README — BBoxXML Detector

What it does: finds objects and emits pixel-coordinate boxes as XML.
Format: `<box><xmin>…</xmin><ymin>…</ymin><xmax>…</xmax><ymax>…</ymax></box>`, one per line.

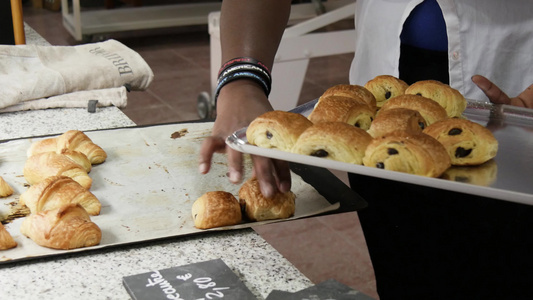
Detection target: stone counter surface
<box><xmin>0</xmin><ymin>25</ymin><xmax>313</xmax><ymax>300</ymax></box>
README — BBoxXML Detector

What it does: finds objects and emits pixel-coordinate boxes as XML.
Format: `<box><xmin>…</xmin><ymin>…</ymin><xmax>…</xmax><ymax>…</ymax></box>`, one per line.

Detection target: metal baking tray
<box><xmin>226</xmin><ymin>99</ymin><xmax>533</xmax><ymax>206</ymax></box>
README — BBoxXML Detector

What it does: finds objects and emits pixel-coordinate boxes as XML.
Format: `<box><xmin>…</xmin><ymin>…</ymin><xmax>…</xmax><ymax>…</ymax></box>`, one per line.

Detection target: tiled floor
<box><xmin>22</xmin><ymin>3</ymin><xmax>377</xmax><ymax>299</ymax></box>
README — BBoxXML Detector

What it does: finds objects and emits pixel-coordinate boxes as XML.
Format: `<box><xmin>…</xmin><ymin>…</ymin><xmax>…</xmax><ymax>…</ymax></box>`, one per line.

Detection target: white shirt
<box><xmin>349</xmin><ymin>0</ymin><xmax>533</xmax><ymax>102</ymax></box>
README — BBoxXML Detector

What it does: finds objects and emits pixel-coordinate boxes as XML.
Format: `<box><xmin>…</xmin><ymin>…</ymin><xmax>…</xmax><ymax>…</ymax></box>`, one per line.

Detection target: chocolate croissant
<box><xmin>379</xmin><ymin>94</ymin><xmax>448</xmax><ymax>125</ymax></box>
<box><xmin>246</xmin><ymin>110</ymin><xmax>313</xmax><ymax>152</ymax></box>
<box><xmin>24</xmin><ymin>152</ymin><xmax>92</xmax><ymax>189</ymax></box>
<box><xmin>308</xmin><ymin>96</ymin><xmax>375</xmax><ymax>130</ymax></box>
<box><xmin>292</xmin><ymin>122</ymin><xmax>372</xmax><ymax>165</ymax></box>
<box><xmin>423</xmin><ymin>118</ymin><xmax>498</xmax><ymax>165</ymax></box>
<box><xmin>364</xmin><ymin>75</ymin><xmax>409</xmax><ymax>108</ymax></box>
<box><xmin>20</xmin><ymin>176</ymin><xmax>101</xmax><ymax>216</ymax></box>
<box><xmin>0</xmin><ymin>223</ymin><xmax>17</xmax><ymax>250</ymax></box>
<box><xmin>366</xmin><ymin>108</ymin><xmax>427</xmax><ymax>138</ymax></box>
<box><xmin>320</xmin><ymin>84</ymin><xmax>377</xmax><ymax>112</ymax></box>
<box><xmin>20</xmin><ymin>203</ymin><xmax>101</xmax><ymax>250</ymax></box>
<box><xmin>191</xmin><ymin>191</ymin><xmax>242</xmax><ymax>229</ymax></box>
<box><xmin>238</xmin><ymin>177</ymin><xmax>295</xmax><ymax>222</ymax></box>
<box><xmin>28</xmin><ymin>130</ymin><xmax>107</xmax><ymax>165</ymax></box>
<box><xmin>363</xmin><ymin>131</ymin><xmax>451</xmax><ymax>177</ymax></box>
<box><xmin>405</xmin><ymin>80</ymin><xmax>467</xmax><ymax>118</ymax></box>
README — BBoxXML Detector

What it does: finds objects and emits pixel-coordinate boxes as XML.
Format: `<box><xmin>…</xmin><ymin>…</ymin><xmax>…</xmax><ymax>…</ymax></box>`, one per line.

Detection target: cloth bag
<box><xmin>0</xmin><ymin>39</ymin><xmax>154</xmax><ymax>111</ymax></box>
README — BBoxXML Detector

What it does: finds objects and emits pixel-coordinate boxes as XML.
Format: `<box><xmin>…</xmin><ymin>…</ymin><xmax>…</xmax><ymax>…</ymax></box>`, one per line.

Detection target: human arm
<box><xmin>472</xmin><ymin>75</ymin><xmax>533</xmax><ymax>108</ymax></box>
<box><xmin>198</xmin><ymin>0</ymin><xmax>293</xmax><ymax>198</ymax></box>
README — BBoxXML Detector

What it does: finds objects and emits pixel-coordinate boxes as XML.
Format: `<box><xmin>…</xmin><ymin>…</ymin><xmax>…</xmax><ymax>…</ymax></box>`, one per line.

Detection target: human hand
<box><xmin>472</xmin><ymin>75</ymin><xmax>533</xmax><ymax>108</ymax></box>
<box><xmin>198</xmin><ymin>80</ymin><xmax>291</xmax><ymax>198</ymax></box>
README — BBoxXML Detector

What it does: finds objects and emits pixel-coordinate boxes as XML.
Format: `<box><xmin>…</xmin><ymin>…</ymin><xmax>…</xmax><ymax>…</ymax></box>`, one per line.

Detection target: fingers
<box><xmin>252</xmin><ymin>155</ymin><xmax>291</xmax><ymax>198</ymax></box>
<box><xmin>226</xmin><ymin>147</ymin><xmax>244</xmax><ymax>184</ymax></box>
<box><xmin>513</xmin><ymin>83</ymin><xmax>533</xmax><ymax>108</ymax></box>
<box><xmin>198</xmin><ymin>136</ymin><xmax>226</xmax><ymax>174</ymax></box>
<box><xmin>471</xmin><ymin>75</ymin><xmax>511</xmax><ymax>105</ymax></box>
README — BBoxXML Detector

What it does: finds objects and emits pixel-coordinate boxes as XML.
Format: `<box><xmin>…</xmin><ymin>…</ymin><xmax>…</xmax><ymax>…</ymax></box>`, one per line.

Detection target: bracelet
<box><xmin>219</xmin><ymin>63</ymin><xmax>271</xmax><ymax>83</ymax></box>
<box><xmin>218</xmin><ymin>57</ymin><xmax>271</xmax><ymax>77</ymax></box>
<box><xmin>214</xmin><ymin>71</ymin><xmax>270</xmax><ymax>105</ymax></box>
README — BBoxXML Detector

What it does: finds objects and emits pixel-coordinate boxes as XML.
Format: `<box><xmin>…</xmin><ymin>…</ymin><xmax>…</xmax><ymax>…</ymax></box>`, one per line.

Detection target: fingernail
<box><xmin>260</xmin><ymin>181</ymin><xmax>275</xmax><ymax>199</ymax></box>
<box><xmin>229</xmin><ymin>169</ymin><xmax>241</xmax><ymax>183</ymax></box>
<box><xmin>279</xmin><ymin>181</ymin><xmax>291</xmax><ymax>194</ymax></box>
<box><xmin>198</xmin><ymin>163</ymin><xmax>208</xmax><ymax>174</ymax></box>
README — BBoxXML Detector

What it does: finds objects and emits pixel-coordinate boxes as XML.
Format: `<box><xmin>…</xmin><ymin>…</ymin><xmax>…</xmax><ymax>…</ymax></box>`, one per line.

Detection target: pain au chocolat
<box><xmin>405</xmin><ymin>80</ymin><xmax>467</xmax><ymax>118</ymax></box>
<box><xmin>423</xmin><ymin>118</ymin><xmax>498</xmax><ymax>166</ymax></box>
<box><xmin>191</xmin><ymin>191</ymin><xmax>242</xmax><ymax>229</ymax></box>
<box><xmin>292</xmin><ymin>122</ymin><xmax>372</xmax><ymax>165</ymax></box>
<box><xmin>364</xmin><ymin>75</ymin><xmax>409</xmax><ymax>108</ymax></box>
<box><xmin>238</xmin><ymin>177</ymin><xmax>295</xmax><ymax>222</ymax></box>
<box><xmin>308</xmin><ymin>96</ymin><xmax>375</xmax><ymax>130</ymax></box>
<box><xmin>366</xmin><ymin>108</ymin><xmax>427</xmax><ymax>138</ymax></box>
<box><xmin>319</xmin><ymin>84</ymin><xmax>377</xmax><ymax>112</ymax></box>
<box><xmin>246</xmin><ymin>110</ymin><xmax>313</xmax><ymax>152</ymax></box>
<box><xmin>363</xmin><ymin>130</ymin><xmax>451</xmax><ymax>177</ymax></box>
<box><xmin>379</xmin><ymin>94</ymin><xmax>448</xmax><ymax>125</ymax></box>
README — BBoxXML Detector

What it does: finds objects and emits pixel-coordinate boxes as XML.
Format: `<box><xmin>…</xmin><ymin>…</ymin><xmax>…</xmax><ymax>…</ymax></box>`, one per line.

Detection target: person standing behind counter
<box><xmin>199</xmin><ymin>1</ymin><xmax>533</xmax><ymax>299</ymax></box>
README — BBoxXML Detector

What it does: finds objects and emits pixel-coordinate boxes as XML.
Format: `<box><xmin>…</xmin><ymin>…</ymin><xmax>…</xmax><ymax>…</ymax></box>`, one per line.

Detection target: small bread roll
<box><xmin>363</xmin><ymin>131</ymin><xmax>451</xmax><ymax>177</ymax></box>
<box><xmin>367</xmin><ymin>108</ymin><xmax>427</xmax><ymax>138</ymax></box>
<box><xmin>238</xmin><ymin>177</ymin><xmax>295</xmax><ymax>222</ymax></box>
<box><xmin>423</xmin><ymin>118</ymin><xmax>498</xmax><ymax>165</ymax></box>
<box><xmin>405</xmin><ymin>80</ymin><xmax>467</xmax><ymax>118</ymax></box>
<box><xmin>308</xmin><ymin>96</ymin><xmax>375</xmax><ymax>130</ymax></box>
<box><xmin>364</xmin><ymin>75</ymin><xmax>409</xmax><ymax>108</ymax></box>
<box><xmin>0</xmin><ymin>223</ymin><xmax>17</xmax><ymax>250</ymax></box>
<box><xmin>20</xmin><ymin>203</ymin><xmax>102</xmax><ymax>250</ymax></box>
<box><xmin>192</xmin><ymin>191</ymin><xmax>242</xmax><ymax>229</ymax></box>
<box><xmin>292</xmin><ymin>122</ymin><xmax>372</xmax><ymax>165</ymax></box>
<box><xmin>246</xmin><ymin>110</ymin><xmax>313</xmax><ymax>152</ymax></box>
<box><xmin>379</xmin><ymin>94</ymin><xmax>448</xmax><ymax>125</ymax></box>
<box><xmin>320</xmin><ymin>84</ymin><xmax>377</xmax><ymax>112</ymax></box>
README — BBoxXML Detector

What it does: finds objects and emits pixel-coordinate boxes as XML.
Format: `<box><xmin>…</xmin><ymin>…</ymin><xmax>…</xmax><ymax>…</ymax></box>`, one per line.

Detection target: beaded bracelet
<box><xmin>215</xmin><ymin>71</ymin><xmax>270</xmax><ymax>104</ymax></box>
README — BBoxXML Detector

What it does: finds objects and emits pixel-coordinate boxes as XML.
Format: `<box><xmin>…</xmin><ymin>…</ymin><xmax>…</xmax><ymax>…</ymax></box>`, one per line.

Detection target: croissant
<box><xmin>364</xmin><ymin>75</ymin><xmax>409</xmax><ymax>108</ymax></box>
<box><xmin>28</xmin><ymin>130</ymin><xmax>107</xmax><ymax>165</ymax></box>
<box><xmin>0</xmin><ymin>223</ymin><xmax>17</xmax><ymax>250</ymax></box>
<box><xmin>24</xmin><ymin>152</ymin><xmax>92</xmax><ymax>189</ymax></box>
<box><xmin>405</xmin><ymin>80</ymin><xmax>467</xmax><ymax>118</ymax></box>
<box><xmin>379</xmin><ymin>94</ymin><xmax>448</xmax><ymax>125</ymax></box>
<box><xmin>319</xmin><ymin>84</ymin><xmax>377</xmax><ymax>112</ymax></box>
<box><xmin>238</xmin><ymin>177</ymin><xmax>295</xmax><ymax>222</ymax></box>
<box><xmin>20</xmin><ymin>203</ymin><xmax>102</xmax><ymax>250</ymax></box>
<box><xmin>308</xmin><ymin>96</ymin><xmax>375</xmax><ymax>130</ymax></box>
<box><xmin>59</xmin><ymin>149</ymin><xmax>91</xmax><ymax>173</ymax></box>
<box><xmin>0</xmin><ymin>176</ymin><xmax>14</xmax><ymax>198</ymax></box>
<box><xmin>20</xmin><ymin>176</ymin><xmax>101</xmax><ymax>216</ymax></box>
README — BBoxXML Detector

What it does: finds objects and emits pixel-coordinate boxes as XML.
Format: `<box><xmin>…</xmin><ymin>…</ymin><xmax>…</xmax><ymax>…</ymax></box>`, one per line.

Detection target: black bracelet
<box><xmin>214</xmin><ymin>71</ymin><xmax>270</xmax><ymax>105</ymax></box>
<box><xmin>219</xmin><ymin>63</ymin><xmax>271</xmax><ymax>83</ymax></box>
<box><xmin>218</xmin><ymin>57</ymin><xmax>271</xmax><ymax>77</ymax></box>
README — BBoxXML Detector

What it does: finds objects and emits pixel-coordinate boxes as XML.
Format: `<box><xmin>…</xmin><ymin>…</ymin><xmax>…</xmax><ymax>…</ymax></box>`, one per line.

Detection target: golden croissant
<box><xmin>20</xmin><ymin>176</ymin><xmax>101</xmax><ymax>216</ymax></box>
<box><xmin>0</xmin><ymin>176</ymin><xmax>14</xmax><ymax>198</ymax></box>
<box><xmin>20</xmin><ymin>203</ymin><xmax>102</xmax><ymax>250</ymax></box>
<box><xmin>0</xmin><ymin>223</ymin><xmax>17</xmax><ymax>250</ymax></box>
<box><xmin>24</xmin><ymin>152</ymin><xmax>92</xmax><ymax>189</ymax></box>
<box><xmin>28</xmin><ymin>130</ymin><xmax>107</xmax><ymax>165</ymax></box>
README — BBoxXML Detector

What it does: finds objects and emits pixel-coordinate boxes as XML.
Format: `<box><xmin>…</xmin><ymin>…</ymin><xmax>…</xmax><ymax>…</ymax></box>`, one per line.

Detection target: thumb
<box><xmin>471</xmin><ymin>75</ymin><xmax>510</xmax><ymax>105</ymax></box>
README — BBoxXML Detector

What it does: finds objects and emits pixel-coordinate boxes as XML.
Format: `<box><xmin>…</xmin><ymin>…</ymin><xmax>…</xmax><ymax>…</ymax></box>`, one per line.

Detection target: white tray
<box><xmin>226</xmin><ymin>99</ymin><xmax>533</xmax><ymax>206</ymax></box>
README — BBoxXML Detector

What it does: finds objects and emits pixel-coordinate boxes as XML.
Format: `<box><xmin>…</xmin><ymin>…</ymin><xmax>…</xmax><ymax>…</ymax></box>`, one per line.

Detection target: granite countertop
<box><xmin>0</xmin><ymin>26</ymin><xmax>313</xmax><ymax>300</ymax></box>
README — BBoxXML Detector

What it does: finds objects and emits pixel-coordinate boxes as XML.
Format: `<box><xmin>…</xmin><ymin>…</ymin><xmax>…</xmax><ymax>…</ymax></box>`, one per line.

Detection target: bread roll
<box><xmin>20</xmin><ymin>203</ymin><xmax>102</xmax><ymax>250</ymax></box>
<box><xmin>0</xmin><ymin>223</ymin><xmax>17</xmax><ymax>250</ymax></box>
<box><xmin>379</xmin><ymin>94</ymin><xmax>448</xmax><ymax>125</ymax></box>
<box><xmin>364</xmin><ymin>75</ymin><xmax>409</xmax><ymax>108</ymax></box>
<box><xmin>24</xmin><ymin>152</ymin><xmax>92</xmax><ymax>189</ymax></box>
<box><xmin>320</xmin><ymin>84</ymin><xmax>377</xmax><ymax>112</ymax></box>
<box><xmin>20</xmin><ymin>176</ymin><xmax>101</xmax><ymax>216</ymax></box>
<box><xmin>28</xmin><ymin>130</ymin><xmax>107</xmax><ymax>165</ymax></box>
<box><xmin>363</xmin><ymin>131</ymin><xmax>451</xmax><ymax>177</ymax></box>
<box><xmin>292</xmin><ymin>122</ymin><xmax>372</xmax><ymax>165</ymax></box>
<box><xmin>246</xmin><ymin>110</ymin><xmax>313</xmax><ymax>152</ymax></box>
<box><xmin>367</xmin><ymin>108</ymin><xmax>427</xmax><ymax>138</ymax></box>
<box><xmin>192</xmin><ymin>191</ymin><xmax>242</xmax><ymax>229</ymax></box>
<box><xmin>405</xmin><ymin>80</ymin><xmax>467</xmax><ymax>118</ymax></box>
<box><xmin>423</xmin><ymin>118</ymin><xmax>498</xmax><ymax>165</ymax></box>
<box><xmin>238</xmin><ymin>177</ymin><xmax>295</xmax><ymax>222</ymax></box>
<box><xmin>308</xmin><ymin>96</ymin><xmax>375</xmax><ymax>130</ymax></box>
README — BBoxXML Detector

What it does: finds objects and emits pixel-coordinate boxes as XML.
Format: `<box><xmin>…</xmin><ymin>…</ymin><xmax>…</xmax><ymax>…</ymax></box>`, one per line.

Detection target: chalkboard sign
<box><xmin>123</xmin><ymin>259</ymin><xmax>257</xmax><ymax>300</ymax></box>
<box><xmin>266</xmin><ymin>279</ymin><xmax>375</xmax><ymax>300</ymax></box>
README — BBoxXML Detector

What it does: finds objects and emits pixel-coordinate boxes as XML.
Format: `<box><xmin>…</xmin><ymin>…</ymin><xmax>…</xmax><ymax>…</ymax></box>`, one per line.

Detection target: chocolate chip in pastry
<box><xmin>364</xmin><ymin>75</ymin><xmax>409</xmax><ymax>108</ymax></box>
<box><xmin>423</xmin><ymin>118</ymin><xmax>498</xmax><ymax>165</ymax></box>
<box><xmin>20</xmin><ymin>176</ymin><xmax>101</xmax><ymax>216</ymax></box>
<box><xmin>405</xmin><ymin>80</ymin><xmax>467</xmax><ymax>118</ymax></box>
<box><xmin>320</xmin><ymin>84</ymin><xmax>377</xmax><ymax>112</ymax></box>
<box><xmin>379</xmin><ymin>94</ymin><xmax>448</xmax><ymax>125</ymax></box>
<box><xmin>308</xmin><ymin>96</ymin><xmax>375</xmax><ymax>130</ymax></box>
<box><xmin>238</xmin><ymin>177</ymin><xmax>295</xmax><ymax>222</ymax></box>
<box><xmin>0</xmin><ymin>223</ymin><xmax>17</xmax><ymax>250</ymax></box>
<box><xmin>20</xmin><ymin>203</ymin><xmax>102</xmax><ymax>250</ymax></box>
<box><xmin>246</xmin><ymin>110</ymin><xmax>313</xmax><ymax>152</ymax></box>
<box><xmin>192</xmin><ymin>191</ymin><xmax>242</xmax><ymax>229</ymax></box>
<box><xmin>363</xmin><ymin>130</ymin><xmax>451</xmax><ymax>177</ymax></box>
<box><xmin>292</xmin><ymin>122</ymin><xmax>372</xmax><ymax>165</ymax></box>
<box><xmin>367</xmin><ymin>108</ymin><xmax>427</xmax><ymax>138</ymax></box>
